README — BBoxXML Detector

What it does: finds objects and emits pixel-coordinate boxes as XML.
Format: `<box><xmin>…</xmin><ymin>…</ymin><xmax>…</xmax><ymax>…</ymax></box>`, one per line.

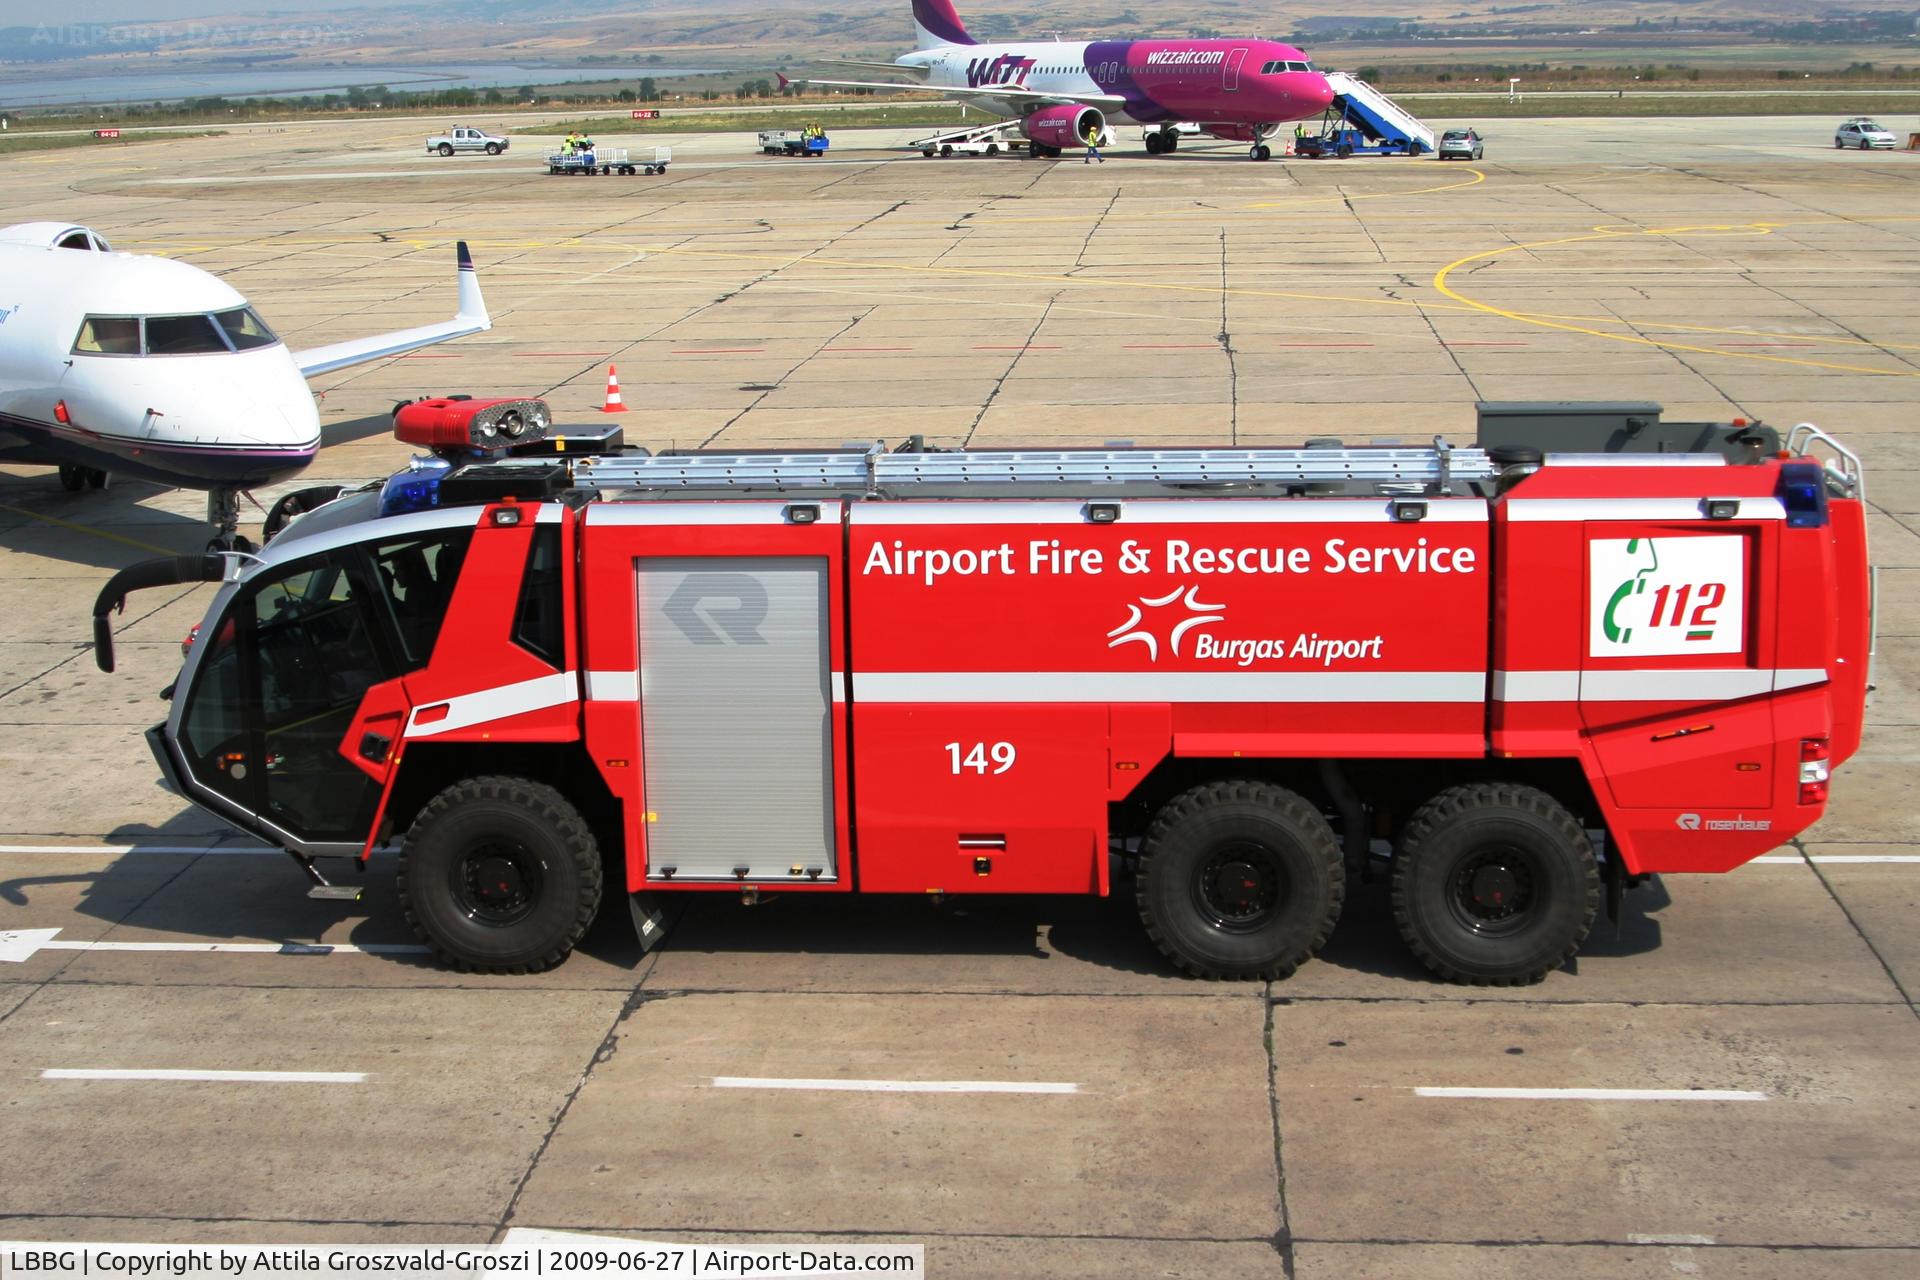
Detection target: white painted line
<box><xmin>43</xmin><ymin>1068</ymin><xmax>366</xmax><ymax>1084</ymax></box>
<box><xmin>0</xmin><ymin>928</ymin><xmax>430</xmax><ymax>964</ymax></box>
<box><xmin>1628</xmin><ymin>1234</ymin><xmax>1717</xmax><ymax>1246</ymax></box>
<box><xmin>0</xmin><ymin>844</ymin><xmax>278</xmax><ymax>856</ymax></box>
<box><xmin>1416</xmin><ymin>1087</ymin><xmax>1767</xmax><ymax>1101</ymax></box>
<box><xmin>1751</xmin><ymin>855</ymin><xmax>1920</xmax><ymax>864</ymax></box>
<box><xmin>712</xmin><ymin>1076</ymin><xmax>1079</xmax><ymax>1095</ymax></box>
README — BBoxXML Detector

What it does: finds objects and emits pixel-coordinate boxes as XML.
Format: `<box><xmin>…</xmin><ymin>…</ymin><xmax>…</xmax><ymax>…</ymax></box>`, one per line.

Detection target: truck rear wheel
<box><xmin>1136</xmin><ymin>781</ymin><xmax>1344</xmax><ymax>980</ymax></box>
<box><xmin>398</xmin><ymin>776</ymin><xmax>603</xmax><ymax>973</ymax></box>
<box><xmin>1392</xmin><ymin>783</ymin><xmax>1599</xmax><ymax>986</ymax></box>
<box><xmin>438</xmin><ymin>143</ymin><xmax>454</xmax><ymax>157</ymax></box>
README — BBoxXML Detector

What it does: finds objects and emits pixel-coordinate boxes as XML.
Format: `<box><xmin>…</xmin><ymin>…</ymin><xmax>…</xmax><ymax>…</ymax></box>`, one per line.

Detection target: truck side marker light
<box><xmin>605</xmin><ymin>759</ymin><xmax>628</xmax><ymax>768</ymax></box>
<box><xmin>1087</xmin><ymin>502</ymin><xmax>1121</xmax><ymax>524</ymax></box>
<box><xmin>1703</xmin><ymin>498</ymin><xmax>1740</xmax><ymax>520</ymax></box>
<box><xmin>492</xmin><ymin>506</ymin><xmax>523</xmax><ymax>526</ymax></box>
<box><xmin>786</xmin><ymin>503</ymin><xmax>820</xmax><ymax>524</ymax></box>
<box><xmin>54</xmin><ymin>400</ymin><xmax>70</xmax><ymax>425</ymax></box>
<box><xmin>790</xmin><ymin>864</ymin><xmax>805</xmax><ymax>876</ymax></box>
<box><xmin>1651</xmin><ymin>723</ymin><xmax>1713</xmax><ymax>741</ymax></box>
<box><xmin>1116</xmin><ymin>761</ymin><xmax>1139</xmax><ymax>770</ymax></box>
<box><xmin>1736</xmin><ymin>762</ymin><xmax>1760</xmax><ymax>771</ymax></box>
<box><xmin>1391</xmin><ymin>500</ymin><xmax>1428</xmax><ymax>522</ymax></box>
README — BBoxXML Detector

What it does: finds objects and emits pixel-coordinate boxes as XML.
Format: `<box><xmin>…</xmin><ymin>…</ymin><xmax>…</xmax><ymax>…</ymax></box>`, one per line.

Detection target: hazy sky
<box><xmin>7</xmin><ymin>1</ymin><xmax>426</xmax><ymax>20</ymax></box>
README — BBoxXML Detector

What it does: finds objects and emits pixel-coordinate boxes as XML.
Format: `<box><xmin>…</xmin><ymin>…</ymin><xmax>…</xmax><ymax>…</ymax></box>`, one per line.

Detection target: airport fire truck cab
<box><xmin>92</xmin><ymin>402</ymin><xmax>1872</xmax><ymax>985</ymax></box>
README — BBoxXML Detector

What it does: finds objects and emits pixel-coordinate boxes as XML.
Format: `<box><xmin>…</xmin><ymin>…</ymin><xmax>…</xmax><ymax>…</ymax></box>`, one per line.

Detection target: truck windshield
<box><xmin>175</xmin><ymin>550</ymin><xmax>395</xmax><ymax>843</ymax></box>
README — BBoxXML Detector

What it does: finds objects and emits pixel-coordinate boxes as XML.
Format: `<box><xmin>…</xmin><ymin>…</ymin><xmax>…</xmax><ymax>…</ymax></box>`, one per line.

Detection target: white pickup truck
<box><xmin>426</xmin><ymin>126</ymin><xmax>509</xmax><ymax>157</ymax></box>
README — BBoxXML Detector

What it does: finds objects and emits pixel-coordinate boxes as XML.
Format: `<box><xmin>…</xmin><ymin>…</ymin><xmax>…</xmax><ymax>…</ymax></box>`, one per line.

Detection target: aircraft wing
<box><xmin>293</xmin><ymin>240</ymin><xmax>491</xmax><ymax>378</ymax></box>
<box><xmin>781</xmin><ymin>73</ymin><xmax>1126</xmax><ymax>110</ymax></box>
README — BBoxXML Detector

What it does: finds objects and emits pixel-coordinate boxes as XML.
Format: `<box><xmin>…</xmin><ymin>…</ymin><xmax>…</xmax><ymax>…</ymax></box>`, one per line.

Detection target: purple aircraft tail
<box><xmin>913</xmin><ymin>0</ymin><xmax>975</xmax><ymax>49</ymax></box>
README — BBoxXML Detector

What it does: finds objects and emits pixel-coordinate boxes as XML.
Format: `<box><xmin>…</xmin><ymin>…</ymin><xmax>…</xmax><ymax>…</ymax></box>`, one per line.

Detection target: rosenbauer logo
<box><xmin>1676</xmin><ymin>812</ymin><xmax>1772</xmax><ymax>832</ymax></box>
<box><xmin>1104</xmin><ymin>586</ymin><xmax>1385</xmax><ymax>667</ymax></box>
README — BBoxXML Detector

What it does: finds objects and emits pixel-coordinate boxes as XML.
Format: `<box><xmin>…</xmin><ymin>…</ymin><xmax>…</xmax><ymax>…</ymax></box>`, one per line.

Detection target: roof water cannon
<box><xmin>392</xmin><ymin>396</ymin><xmax>553</xmax><ymax>457</ymax></box>
<box><xmin>1021</xmin><ymin>104</ymin><xmax>1105</xmax><ymax>149</ymax></box>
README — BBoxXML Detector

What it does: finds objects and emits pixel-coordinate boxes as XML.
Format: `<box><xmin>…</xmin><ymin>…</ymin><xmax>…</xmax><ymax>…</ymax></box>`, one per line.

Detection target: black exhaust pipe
<box><xmin>92</xmin><ymin>554</ymin><xmax>227</xmax><ymax>673</ymax></box>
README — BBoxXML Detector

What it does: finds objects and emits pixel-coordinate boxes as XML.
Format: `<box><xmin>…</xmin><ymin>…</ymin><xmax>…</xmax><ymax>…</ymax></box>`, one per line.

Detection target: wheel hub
<box><xmin>1195</xmin><ymin>844</ymin><xmax>1285</xmax><ymax>931</ymax></box>
<box><xmin>457</xmin><ymin>843</ymin><xmax>541</xmax><ymax>925</ymax></box>
<box><xmin>1449</xmin><ymin>849</ymin><xmax>1536</xmax><ymax>933</ymax></box>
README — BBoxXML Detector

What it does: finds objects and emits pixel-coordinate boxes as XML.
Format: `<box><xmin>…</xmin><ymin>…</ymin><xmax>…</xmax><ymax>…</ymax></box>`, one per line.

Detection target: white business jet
<box><xmin>0</xmin><ymin>221</ymin><xmax>490</xmax><ymax>549</ymax></box>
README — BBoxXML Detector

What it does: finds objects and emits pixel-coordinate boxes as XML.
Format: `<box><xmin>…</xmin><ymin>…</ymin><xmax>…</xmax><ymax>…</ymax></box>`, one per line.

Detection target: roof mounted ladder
<box><xmin>573</xmin><ymin>442</ymin><xmax>1503</xmax><ymax>495</ymax></box>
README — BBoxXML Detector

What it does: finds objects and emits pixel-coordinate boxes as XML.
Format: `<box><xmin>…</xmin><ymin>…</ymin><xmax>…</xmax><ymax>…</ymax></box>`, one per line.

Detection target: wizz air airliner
<box><xmin>790</xmin><ymin>0</ymin><xmax>1335</xmax><ymax>159</ymax></box>
<box><xmin>0</xmin><ymin>222</ymin><xmax>489</xmax><ymax>548</ymax></box>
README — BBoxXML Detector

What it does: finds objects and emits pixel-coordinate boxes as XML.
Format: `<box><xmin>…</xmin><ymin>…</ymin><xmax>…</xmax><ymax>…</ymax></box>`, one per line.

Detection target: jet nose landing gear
<box><xmin>207</xmin><ymin>487</ymin><xmax>257</xmax><ymax>554</ymax></box>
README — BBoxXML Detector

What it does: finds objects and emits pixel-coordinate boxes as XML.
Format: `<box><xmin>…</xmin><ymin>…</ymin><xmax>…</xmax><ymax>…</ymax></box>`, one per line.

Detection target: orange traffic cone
<box><xmin>601</xmin><ymin>365</ymin><xmax>629</xmax><ymax>414</ymax></box>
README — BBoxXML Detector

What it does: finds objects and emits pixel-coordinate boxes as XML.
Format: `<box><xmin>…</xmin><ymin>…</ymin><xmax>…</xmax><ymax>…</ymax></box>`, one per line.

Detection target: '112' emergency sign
<box><xmin>1589</xmin><ymin>535</ymin><xmax>1746</xmax><ymax>657</ymax></box>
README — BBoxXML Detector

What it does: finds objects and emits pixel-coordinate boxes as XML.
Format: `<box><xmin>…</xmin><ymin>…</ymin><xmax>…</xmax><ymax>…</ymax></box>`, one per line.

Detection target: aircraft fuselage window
<box><xmin>73</xmin><ymin>316</ymin><xmax>141</xmax><ymax>355</ymax></box>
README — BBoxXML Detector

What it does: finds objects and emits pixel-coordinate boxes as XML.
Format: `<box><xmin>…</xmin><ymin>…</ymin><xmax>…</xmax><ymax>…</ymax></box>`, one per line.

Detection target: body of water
<box><xmin>0</xmin><ymin>64</ymin><xmax>722</xmax><ymax>108</ymax></box>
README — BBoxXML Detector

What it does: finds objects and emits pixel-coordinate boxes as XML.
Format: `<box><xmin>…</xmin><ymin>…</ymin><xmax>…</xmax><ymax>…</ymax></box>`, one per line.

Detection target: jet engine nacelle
<box><xmin>1021</xmin><ymin>104</ymin><xmax>1105</xmax><ymax>149</ymax></box>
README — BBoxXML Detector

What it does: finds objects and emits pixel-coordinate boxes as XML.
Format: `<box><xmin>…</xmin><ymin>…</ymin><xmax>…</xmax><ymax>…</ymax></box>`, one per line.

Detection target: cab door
<box><xmin>169</xmin><ymin>524</ymin><xmax>475</xmax><ymax>853</ymax></box>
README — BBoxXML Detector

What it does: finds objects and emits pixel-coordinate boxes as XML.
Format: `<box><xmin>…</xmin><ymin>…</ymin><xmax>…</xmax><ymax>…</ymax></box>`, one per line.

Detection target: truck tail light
<box><xmin>1799</xmin><ymin>737</ymin><xmax>1831</xmax><ymax>804</ymax></box>
<box><xmin>180</xmin><ymin>623</ymin><xmax>200</xmax><ymax>658</ymax></box>
<box><xmin>393</xmin><ymin>397</ymin><xmax>552</xmax><ymax>454</ymax></box>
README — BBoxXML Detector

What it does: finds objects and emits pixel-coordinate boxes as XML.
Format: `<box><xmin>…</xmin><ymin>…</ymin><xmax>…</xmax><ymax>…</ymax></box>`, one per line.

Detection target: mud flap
<box><xmin>1603</xmin><ymin>840</ymin><xmax>1625</xmax><ymax>929</ymax></box>
<box><xmin>627</xmin><ymin>891</ymin><xmax>679</xmax><ymax>953</ymax></box>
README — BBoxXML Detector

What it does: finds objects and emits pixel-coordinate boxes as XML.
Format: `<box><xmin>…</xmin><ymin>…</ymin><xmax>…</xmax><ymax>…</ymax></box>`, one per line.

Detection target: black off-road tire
<box><xmin>398</xmin><ymin>775</ymin><xmax>603</xmax><ymax>973</ymax></box>
<box><xmin>1136</xmin><ymin>780</ymin><xmax>1344</xmax><ymax>980</ymax></box>
<box><xmin>1392</xmin><ymin>783</ymin><xmax>1599</xmax><ymax>986</ymax></box>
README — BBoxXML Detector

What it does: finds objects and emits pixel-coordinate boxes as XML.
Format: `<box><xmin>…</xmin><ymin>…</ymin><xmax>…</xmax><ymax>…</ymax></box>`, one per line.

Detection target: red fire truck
<box><xmin>92</xmin><ymin>402</ymin><xmax>1871</xmax><ymax>985</ymax></box>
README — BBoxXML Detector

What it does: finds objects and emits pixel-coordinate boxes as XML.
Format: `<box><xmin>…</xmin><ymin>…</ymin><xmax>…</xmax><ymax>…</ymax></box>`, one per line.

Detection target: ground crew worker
<box><xmin>1083</xmin><ymin>125</ymin><xmax>1102</xmax><ymax>164</ymax></box>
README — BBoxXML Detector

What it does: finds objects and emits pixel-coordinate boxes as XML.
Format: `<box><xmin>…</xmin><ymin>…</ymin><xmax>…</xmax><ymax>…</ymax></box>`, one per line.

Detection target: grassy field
<box><xmin>1408</xmin><ymin>92</ymin><xmax>1920</xmax><ymax>119</ymax></box>
<box><xmin>0</xmin><ymin>130</ymin><xmax>222</xmax><ymax>156</ymax></box>
<box><xmin>514</xmin><ymin>104</ymin><xmax>976</xmax><ymax>135</ymax></box>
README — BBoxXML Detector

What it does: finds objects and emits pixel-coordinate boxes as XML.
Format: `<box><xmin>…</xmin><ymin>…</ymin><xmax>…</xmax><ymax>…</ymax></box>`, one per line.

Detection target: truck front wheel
<box><xmin>1392</xmin><ymin>783</ymin><xmax>1599</xmax><ymax>986</ymax></box>
<box><xmin>398</xmin><ymin>776</ymin><xmax>604</xmax><ymax>973</ymax></box>
<box><xmin>1136</xmin><ymin>781</ymin><xmax>1344</xmax><ymax>980</ymax></box>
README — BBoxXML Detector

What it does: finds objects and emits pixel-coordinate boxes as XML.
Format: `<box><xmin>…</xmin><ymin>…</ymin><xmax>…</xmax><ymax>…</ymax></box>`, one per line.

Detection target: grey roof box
<box><xmin>1476</xmin><ymin>401</ymin><xmax>1779</xmax><ymax>463</ymax></box>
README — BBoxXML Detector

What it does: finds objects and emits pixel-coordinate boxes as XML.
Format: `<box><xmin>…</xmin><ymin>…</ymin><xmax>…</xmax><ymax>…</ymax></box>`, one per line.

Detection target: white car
<box><xmin>1834</xmin><ymin>119</ymin><xmax>1896</xmax><ymax>150</ymax></box>
<box><xmin>427</xmin><ymin>126</ymin><xmax>509</xmax><ymax>157</ymax></box>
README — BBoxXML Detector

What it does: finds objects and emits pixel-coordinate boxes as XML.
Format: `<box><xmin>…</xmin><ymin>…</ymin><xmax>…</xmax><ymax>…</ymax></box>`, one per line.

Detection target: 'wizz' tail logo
<box><xmin>966</xmin><ymin>55</ymin><xmax>1035</xmax><ymax>88</ymax></box>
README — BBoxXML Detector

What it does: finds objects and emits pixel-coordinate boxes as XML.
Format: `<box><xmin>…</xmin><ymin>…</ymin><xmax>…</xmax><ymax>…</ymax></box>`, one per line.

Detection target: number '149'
<box><xmin>946</xmin><ymin>741</ymin><xmax>1016</xmax><ymax>774</ymax></box>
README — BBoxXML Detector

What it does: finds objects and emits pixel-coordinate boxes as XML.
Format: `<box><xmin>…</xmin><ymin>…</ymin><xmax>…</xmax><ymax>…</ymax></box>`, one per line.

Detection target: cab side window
<box><xmin>369</xmin><ymin>529</ymin><xmax>474</xmax><ymax>669</ymax></box>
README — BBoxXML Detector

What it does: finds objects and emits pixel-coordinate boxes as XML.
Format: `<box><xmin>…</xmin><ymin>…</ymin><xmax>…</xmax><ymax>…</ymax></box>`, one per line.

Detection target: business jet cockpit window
<box><xmin>73</xmin><ymin>316</ymin><xmax>140</xmax><ymax>355</ymax></box>
<box><xmin>73</xmin><ymin>307</ymin><xmax>280</xmax><ymax>357</ymax></box>
<box><xmin>145</xmin><ymin>314</ymin><xmax>231</xmax><ymax>355</ymax></box>
<box><xmin>213</xmin><ymin>307</ymin><xmax>279</xmax><ymax>350</ymax></box>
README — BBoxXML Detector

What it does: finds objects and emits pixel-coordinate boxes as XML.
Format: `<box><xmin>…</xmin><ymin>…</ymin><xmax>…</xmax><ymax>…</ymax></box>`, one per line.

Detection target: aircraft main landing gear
<box><xmin>58</xmin><ymin>465</ymin><xmax>110</xmax><ymax>492</ymax></box>
<box><xmin>1146</xmin><ymin>129</ymin><xmax>1180</xmax><ymax>155</ymax></box>
<box><xmin>1249</xmin><ymin>144</ymin><xmax>1272</xmax><ymax>161</ymax></box>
